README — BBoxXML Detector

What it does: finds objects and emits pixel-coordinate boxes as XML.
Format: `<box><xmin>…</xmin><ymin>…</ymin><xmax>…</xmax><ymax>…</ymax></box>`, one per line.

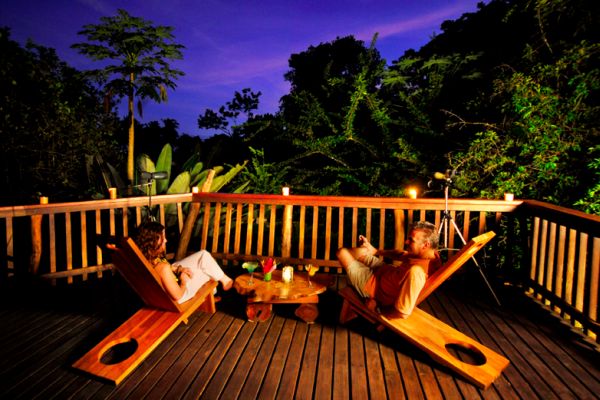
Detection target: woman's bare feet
<box><xmin>220</xmin><ymin>275</ymin><xmax>233</xmax><ymax>291</ymax></box>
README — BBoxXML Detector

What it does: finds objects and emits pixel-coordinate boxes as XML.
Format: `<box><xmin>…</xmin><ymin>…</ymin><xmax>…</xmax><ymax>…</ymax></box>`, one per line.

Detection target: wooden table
<box><xmin>233</xmin><ymin>269</ymin><xmax>331</xmax><ymax>323</ymax></box>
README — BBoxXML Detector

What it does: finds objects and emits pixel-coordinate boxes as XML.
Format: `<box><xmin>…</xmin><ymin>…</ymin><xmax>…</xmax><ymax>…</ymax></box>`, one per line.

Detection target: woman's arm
<box><xmin>155</xmin><ymin>261</ymin><xmax>188</xmax><ymax>301</ymax></box>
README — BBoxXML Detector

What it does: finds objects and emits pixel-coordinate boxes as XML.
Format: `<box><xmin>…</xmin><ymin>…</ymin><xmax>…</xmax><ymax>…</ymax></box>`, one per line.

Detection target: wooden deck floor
<box><xmin>1</xmin><ymin>273</ymin><xmax>599</xmax><ymax>400</ymax></box>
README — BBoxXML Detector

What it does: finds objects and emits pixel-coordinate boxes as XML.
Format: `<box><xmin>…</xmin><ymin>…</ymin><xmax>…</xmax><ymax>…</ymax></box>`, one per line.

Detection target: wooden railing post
<box><xmin>394</xmin><ymin>209</ymin><xmax>405</xmax><ymax>250</ymax></box>
<box><xmin>176</xmin><ymin>170</ymin><xmax>214</xmax><ymax>260</ymax></box>
<box><xmin>281</xmin><ymin>189</ymin><xmax>293</xmax><ymax>258</ymax></box>
<box><xmin>30</xmin><ymin>196</ymin><xmax>48</xmax><ymax>275</ymax></box>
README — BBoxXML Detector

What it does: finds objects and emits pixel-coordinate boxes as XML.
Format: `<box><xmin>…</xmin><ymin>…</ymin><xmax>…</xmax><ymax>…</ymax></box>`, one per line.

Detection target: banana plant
<box><xmin>136</xmin><ymin>143</ymin><xmax>249</xmax><ymax>221</ymax></box>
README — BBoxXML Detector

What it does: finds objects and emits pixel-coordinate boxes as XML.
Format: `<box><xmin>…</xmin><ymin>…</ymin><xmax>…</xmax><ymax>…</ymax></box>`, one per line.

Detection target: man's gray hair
<box><xmin>411</xmin><ymin>221</ymin><xmax>439</xmax><ymax>249</ymax></box>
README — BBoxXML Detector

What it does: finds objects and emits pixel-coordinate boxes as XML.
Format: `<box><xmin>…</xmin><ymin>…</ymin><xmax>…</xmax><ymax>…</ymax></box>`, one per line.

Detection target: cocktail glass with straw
<box><xmin>306</xmin><ymin>264</ymin><xmax>319</xmax><ymax>287</ymax></box>
<box><xmin>242</xmin><ymin>262</ymin><xmax>259</xmax><ymax>285</ymax></box>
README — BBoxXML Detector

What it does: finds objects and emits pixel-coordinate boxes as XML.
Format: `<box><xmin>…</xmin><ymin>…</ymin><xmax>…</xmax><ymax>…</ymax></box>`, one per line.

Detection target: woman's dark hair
<box><xmin>134</xmin><ymin>221</ymin><xmax>166</xmax><ymax>261</ymax></box>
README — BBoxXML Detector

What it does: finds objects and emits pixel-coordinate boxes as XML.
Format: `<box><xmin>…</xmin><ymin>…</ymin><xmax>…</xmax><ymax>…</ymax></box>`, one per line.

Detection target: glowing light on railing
<box><xmin>407</xmin><ymin>187</ymin><xmax>418</xmax><ymax>199</ymax></box>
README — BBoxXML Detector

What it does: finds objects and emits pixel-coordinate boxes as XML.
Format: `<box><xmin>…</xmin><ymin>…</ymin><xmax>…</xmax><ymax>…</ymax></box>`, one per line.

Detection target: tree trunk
<box><xmin>127</xmin><ymin>72</ymin><xmax>135</xmax><ymax>183</ymax></box>
<box><xmin>175</xmin><ymin>169</ymin><xmax>215</xmax><ymax>260</ymax></box>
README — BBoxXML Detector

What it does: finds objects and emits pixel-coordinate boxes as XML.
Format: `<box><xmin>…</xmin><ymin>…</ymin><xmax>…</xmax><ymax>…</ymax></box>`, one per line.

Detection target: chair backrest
<box><xmin>110</xmin><ymin>237</ymin><xmax>182</xmax><ymax>312</ymax></box>
<box><xmin>416</xmin><ymin>231</ymin><xmax>496</xmax><ymax>305</ymax></box>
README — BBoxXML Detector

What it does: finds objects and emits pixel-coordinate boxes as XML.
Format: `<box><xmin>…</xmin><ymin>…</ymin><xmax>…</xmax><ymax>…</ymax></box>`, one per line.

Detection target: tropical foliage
<box><xmin>1</xmin><ymin>0</ymin><xmax>598</xmax><ymax>215</ymax></box>
<box><xmin>72</xmin><ymin>9</ymin><xmax>185</xmax><ymax>183</ymax></box>
<box><xmin>0</xmin><ymin>28</ymin><xmax>122</xmax><ymax>204</ymax></box>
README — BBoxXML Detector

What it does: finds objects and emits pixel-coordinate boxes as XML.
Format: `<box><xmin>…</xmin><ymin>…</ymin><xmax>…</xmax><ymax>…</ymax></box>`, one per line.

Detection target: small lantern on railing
<box><xmin>407</xmin><ymin>187</ymin><xmax>418</xmax><ymax>199</ymax></box>
<box><xmin>282</xmin><ymin>186</ymin><xmax>290</xmax><ymax>196</ymax></box>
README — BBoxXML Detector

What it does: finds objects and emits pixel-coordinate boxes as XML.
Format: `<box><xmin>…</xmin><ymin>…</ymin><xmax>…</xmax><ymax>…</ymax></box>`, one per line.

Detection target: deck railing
<box><xmin>0</xmin><ymin>193</ymin><xmax>598</xmax><ymax>342</ymax></box>
<box><xmin>516</xmin><ymin>200</ymin><xmax>600</xmax><ymax>343</ymax></box>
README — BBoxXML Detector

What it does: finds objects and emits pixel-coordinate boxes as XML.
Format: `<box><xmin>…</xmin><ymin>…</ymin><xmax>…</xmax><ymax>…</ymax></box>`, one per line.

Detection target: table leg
<box><xmin>295</xmin><ymin>303</ymin><xmax>319</xmax><ymax>324</ymax></box>
<box><xmin>246</xmin><ymin>303</ymin><xmax>272</xmax><ymax>322</ymax></box>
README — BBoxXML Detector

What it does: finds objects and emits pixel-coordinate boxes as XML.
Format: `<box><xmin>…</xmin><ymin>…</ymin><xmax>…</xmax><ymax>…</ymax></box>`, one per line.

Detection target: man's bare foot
<box><xmin>220</xmin><ymin>276</ymin><xmax>233</xmax><ymax>291</ymax></box>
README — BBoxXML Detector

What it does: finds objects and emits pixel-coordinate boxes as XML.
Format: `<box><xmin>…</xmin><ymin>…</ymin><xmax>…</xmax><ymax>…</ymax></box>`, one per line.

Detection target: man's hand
<box><xmin>359</xmin><ymin>235</ymin><xmax>378</xmax><ymax>256</ymax></box>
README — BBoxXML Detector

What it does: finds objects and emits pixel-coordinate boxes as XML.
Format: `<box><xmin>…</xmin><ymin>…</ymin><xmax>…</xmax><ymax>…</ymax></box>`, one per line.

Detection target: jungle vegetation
<box><xmin>0</xmin><ymin>0</ymin><xmax>598</xmax><ymax>214</ymax></box>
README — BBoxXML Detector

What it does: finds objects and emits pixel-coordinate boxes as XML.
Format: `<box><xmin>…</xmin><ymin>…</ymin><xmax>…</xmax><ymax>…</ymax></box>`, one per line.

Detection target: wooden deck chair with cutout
<box><xmin>338</xmin><ymin>231</ymin><xmax>509</xmax><ymax>389</ymax></box>
<box><xmin>73</xmin><ymin>237</ymin><xmax>218</xmax><ymax>385</ymax></box>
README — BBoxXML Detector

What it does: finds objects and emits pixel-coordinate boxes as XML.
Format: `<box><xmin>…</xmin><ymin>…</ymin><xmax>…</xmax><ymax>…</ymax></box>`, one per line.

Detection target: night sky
<box><xmin>1</xmin><ymin>0</ymin><xmax>488</xmax><ymax>138</ymax></box>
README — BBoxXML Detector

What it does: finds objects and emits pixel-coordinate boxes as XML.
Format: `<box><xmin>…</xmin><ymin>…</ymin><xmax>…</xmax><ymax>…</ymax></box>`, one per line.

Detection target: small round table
<box><xmin>233</xmin><ymin>269</ymin><xmax>330</xmax><ymax>323</ymax></box>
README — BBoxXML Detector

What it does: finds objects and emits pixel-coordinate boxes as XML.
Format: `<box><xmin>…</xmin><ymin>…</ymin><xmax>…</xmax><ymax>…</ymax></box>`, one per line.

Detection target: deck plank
<box><xmin>200</xmin><ymin>318</ymin><xmax>259</xmax><ymax>399</ymax></box>
<box><xmin>256</xmin><ymin>318</ymin><xmax>297</xmax><ymax>399</ymax></box>
<box><xmin>332</xmin><ymin>326</ymin><xmax>351</xmax><ymax>400</ymax></box>
<box><xmin>218</xmin><ymin>314</ymin><xmax>273</xmax><ymax>399</ymax></box>
<box><xmin>364</xmin><ymin>335</ymin><xmax>387</xmax><ymax>399</ymax></box>
<box><xmin>181</xmin><ymin>317</ymin><xmax>245</xmax><ymax>398</ymax></box>
<box><xmin>157</xmin><ymin>313</ymin><xmax>236</xmax><ymax>399</ymax></box>
<box><xmin>379</xmin><ymin>344</ymin><xmax>404</xmax><ymax>400</ymax></box>
<box><xmin>348</xmin><ymin>329</ymin><xmax>370</xmax><ymax>400</ymax></box>
<box><xmin>314</xmin><ymin>324</ymin><xmax>335</xmax><ymax>400</ymax></box>
<box><xmin>296</xmin><ymin>324</ymin><xmax>323</xmax><ymax>399</ymax></box>
<box><xmin>277</xmin><ymin>321</ymin><xmax>308</xmax><ymax>398</ymax></box>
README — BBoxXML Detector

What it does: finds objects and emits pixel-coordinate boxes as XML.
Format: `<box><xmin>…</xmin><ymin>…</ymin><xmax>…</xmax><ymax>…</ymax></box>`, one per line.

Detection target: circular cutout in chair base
<box><xmin>100</xmin><ymin>338</ymin><xmax>139</xmax><ymax>365</ymax></box>
<box><xmin>445</xmin><ymin>342</ymin><xmax>487</xmax><ymax>366</ymax></box>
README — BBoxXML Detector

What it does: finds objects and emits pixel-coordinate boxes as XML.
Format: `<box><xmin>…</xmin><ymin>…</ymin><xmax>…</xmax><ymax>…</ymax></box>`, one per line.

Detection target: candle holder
<box><xmin>282</xmin><ymin>266</ymin><xmax>294</xmax><ymax>283</ymax></box>
<box><xmin>108</xmin><ymin>187</ymin><xmax>117</xmax><ymax>199</ymax></box>
<box><xmin>504</xmin><ymin>193</ymin><xmax>514</xmax><ymax>201</ymax></box>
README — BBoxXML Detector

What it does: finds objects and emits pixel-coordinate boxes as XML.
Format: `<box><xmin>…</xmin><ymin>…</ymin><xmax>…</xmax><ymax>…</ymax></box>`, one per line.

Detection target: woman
<box><xmin>134</xmin><ymin>221</ymin><xmax>233</xmax><ymax>303</ymax></box>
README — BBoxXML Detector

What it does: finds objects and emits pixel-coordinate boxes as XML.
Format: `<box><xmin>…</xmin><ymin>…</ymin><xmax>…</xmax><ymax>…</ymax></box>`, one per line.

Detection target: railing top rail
<box><xmin>0</xmin><ymin>193</ymin><xmax>523</xmax><ymax>219</ymax></box>
<box><xmin>519</xmin><ymin>199</ymin><xmax>600</xmax><ymax>234</ymax></box>
<box><xmin>192</xmin><ymin>193</ymin><xmax>522</xmax><ymax>212</ymax></box>
<box><xmin>0</xmin><ymin>193</ymin><xmax>193</xmax><ymax>218</ymax></box>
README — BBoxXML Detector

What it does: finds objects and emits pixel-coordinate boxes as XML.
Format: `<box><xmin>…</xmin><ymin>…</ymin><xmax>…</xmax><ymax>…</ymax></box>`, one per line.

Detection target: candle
<box><xmin>108</xmin><ymin>187</ymin><xmax>117</xmax><ymax>199</ymax></box>
<box><xmin>192</xmin><ymin>186</ymin><xmax>199</xmax><ymax>194</ymax></box>
<box><xmin>407</xmin><ymin>188</ymin><xmax>417</xmax><ymax>199</ymax></box>
<box><xmin>282</xmin><ymin>266</ymin><xmax>294</xmax><ymax>283</ymax></box>
<box><xmin>40</xmin><ymin>196</ymin><xmax>48</xmax><ymax>205</ymax></box>
<box><xmin>282</xmin><ymin>186</ymin><xmax>290</xmax><ymax>196</ymax></box>
<box><xmin>504</xmin><ymin>193</ymin><xmax>514</xmax><ymax>201</ymax></box>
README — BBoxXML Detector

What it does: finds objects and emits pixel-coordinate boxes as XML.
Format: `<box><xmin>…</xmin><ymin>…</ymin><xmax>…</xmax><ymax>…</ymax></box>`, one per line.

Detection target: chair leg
<box><xmin>339</xmin><ymin>299</ymin><xmax>358</xmax><ymax>324</ymax></box>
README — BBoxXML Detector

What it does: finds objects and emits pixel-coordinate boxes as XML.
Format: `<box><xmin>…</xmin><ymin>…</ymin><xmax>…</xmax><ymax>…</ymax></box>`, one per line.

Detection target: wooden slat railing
<box><xmin>517</xmin><ymin>200</ymin><xmax>600</xmax><ymax>343</ymax></box>
<box><xmin>0</xmin><ymin>193</ymin><xmax>192</xmax><ymax>283</ymax></box>
<box><xmin>0</xmin><ymin>193</ymin><xmax>518</xmax><ymax>283</ymax></box>
<box><xmin>187</xmin><ymin>193</ymin><xmax>518</xmax><ymax>276</ymax></box>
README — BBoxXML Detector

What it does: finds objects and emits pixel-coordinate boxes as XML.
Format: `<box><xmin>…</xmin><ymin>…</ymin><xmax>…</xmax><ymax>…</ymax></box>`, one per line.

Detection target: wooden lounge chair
<box><xmin>72</xmin><ymin>237</ymin><xmax>218</xmax><ymax>385</ymax></box>
<box><xmin>338</xmin><ymin>231</ymin><xmax>510</xmax><ymax>389</ymax></box>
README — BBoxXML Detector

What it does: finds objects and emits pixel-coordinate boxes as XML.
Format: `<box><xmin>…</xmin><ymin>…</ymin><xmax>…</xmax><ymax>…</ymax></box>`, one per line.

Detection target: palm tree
<box><xmin>72</xmin><ymin>9</ymin><xmax>184</xmax><ymax>183</ymax></box>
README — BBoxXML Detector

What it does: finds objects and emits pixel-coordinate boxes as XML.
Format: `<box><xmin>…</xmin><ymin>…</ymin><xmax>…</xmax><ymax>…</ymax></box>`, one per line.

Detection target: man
<box><xmin>336</xmin><ymin>221</ymin><xmax>441</xmax><ymax>318</ymax></box>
